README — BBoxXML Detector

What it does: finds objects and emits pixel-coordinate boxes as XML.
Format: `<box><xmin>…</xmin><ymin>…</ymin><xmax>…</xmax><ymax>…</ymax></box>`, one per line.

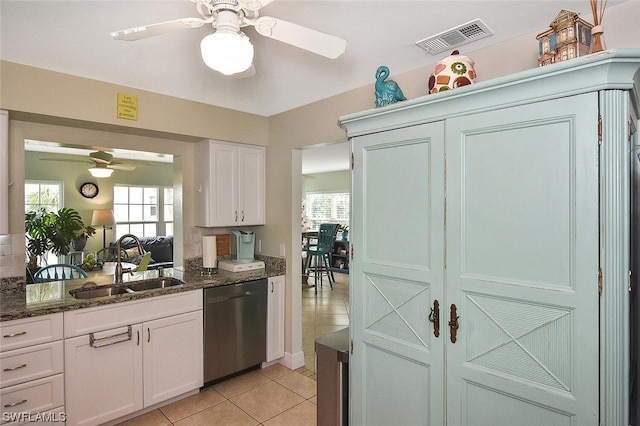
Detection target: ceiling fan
<box><xmin>110</xmin><ymin>0</ymin><xmax>348</xmax><ymax>76</ymax></box>
<box><xmin>42</xmin><ymin>151</ymin><xmax>136</xmax><ymax>178</ymax></box>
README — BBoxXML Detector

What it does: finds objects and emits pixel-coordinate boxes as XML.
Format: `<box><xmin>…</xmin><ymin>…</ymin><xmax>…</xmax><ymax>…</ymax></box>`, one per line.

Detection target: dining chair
<box><xmin>34</xmin><ymin>264</ymin><xmax>88</xmax><ymax>283</ymax></box>
<box><xmin>305</xmin><ymin>223</ymin><xmax>338</xmax><ymax>294</ymax></box>
<box><xmin>95</xmin><ymin>247</ymin><xmax>129</xmax><ymax>263</ymax></box>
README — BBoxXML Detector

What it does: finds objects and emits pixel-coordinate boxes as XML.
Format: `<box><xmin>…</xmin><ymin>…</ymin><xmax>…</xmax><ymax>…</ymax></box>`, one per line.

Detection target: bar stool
<box><xmin>305</xmin><ymin>223</ymin><xmax>338</xmax><ymax>294</ymax></box>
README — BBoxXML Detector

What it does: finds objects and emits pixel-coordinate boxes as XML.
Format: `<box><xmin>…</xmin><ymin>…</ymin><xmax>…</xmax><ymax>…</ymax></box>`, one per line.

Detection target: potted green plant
<box><xmin>25</xmin><ymin>207</ymin><xmax>85</xmax><ymax>271</ymax></box>
<box><xmin>72</xmin><ymin>224</ymin><xmax>96</xmax><ymax>251</ymax></box>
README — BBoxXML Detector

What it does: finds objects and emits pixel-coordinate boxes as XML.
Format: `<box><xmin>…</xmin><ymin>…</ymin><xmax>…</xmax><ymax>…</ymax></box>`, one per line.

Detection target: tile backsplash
<box><xmin>0</xmin><ymin>233</ymin><xmax>26</xmax><ymax>279</ymax></box>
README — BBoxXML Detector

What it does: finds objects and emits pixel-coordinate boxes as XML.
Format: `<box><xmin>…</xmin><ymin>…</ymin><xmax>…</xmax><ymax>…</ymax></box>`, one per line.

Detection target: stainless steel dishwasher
<box><xmin>203</xmin><ymin>279</ymin><xmax>267</xmax><ymax>384</ymax></box>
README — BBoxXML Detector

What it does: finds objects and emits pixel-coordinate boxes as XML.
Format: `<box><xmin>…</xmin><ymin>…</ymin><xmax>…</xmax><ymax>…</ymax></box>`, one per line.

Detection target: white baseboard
<box><xmin>279</xmin><ymin>350</ymin><xmax>305</xmax><ymax>370</ymax></box>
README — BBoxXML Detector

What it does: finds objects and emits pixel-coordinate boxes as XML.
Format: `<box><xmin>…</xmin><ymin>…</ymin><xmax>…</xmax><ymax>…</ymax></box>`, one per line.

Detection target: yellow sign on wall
<box><xmin>117</xmin><ymin>93</ymin><xmax>138</xmax><ymax>121</ymax></box>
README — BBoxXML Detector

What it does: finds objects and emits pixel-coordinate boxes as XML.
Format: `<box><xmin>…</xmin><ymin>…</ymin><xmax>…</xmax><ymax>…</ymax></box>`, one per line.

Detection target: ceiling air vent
<box><xmin>416</xmin><ymin>19</ymin><xmax>493</xmax><ymax>54</ymax></box>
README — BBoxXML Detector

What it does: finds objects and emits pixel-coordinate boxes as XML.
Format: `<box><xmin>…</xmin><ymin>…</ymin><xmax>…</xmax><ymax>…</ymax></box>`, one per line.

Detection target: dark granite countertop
<box><xmin>1</xmin><ymin>261</ymin><xmax>285</xmax><ymax>322</ymax></box>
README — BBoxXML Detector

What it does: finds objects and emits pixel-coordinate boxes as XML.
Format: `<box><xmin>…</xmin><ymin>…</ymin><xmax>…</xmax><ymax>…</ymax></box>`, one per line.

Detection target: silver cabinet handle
<box><xmin>90</xmin><ymin>325</ymin><xmax>132</xmax><ymax>348</ymax></box>
<box><xmin>3</xmin><ymin>363</ymin><xmax>27</xmax><ymax>372</ymax></box>
<box><xmin>4</xmin><ymin>399</ymin><xmax>27</xmax><ymax>408</ymax></box>
<box><xmin>3</xmin><ymin>331</ymin><xmax>27</xmax><ymax>338</ymax></box>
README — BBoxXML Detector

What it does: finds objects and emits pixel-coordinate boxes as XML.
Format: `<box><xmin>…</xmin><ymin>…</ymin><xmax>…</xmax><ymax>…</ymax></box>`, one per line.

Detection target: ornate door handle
<box><xmin>449</xmin><ymin>304</ymin><xmax>460</xmax><ymax>343</ymax></box>
<box><xmin>428</xmin><ymin>299</ymin><xmax>440</xmax><ymax>338</ymax></box>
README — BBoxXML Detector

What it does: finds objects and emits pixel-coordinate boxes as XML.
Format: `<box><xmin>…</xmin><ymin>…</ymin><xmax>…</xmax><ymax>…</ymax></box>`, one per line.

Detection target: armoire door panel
<box><xmin>364</xmin><ymin>272</ymin><xmax>434</xmax><ymax>350</ymax></box>
<box><xmin>463</xmin><ymin>381</ymin><xmax>573</xmax><ymax>426</ymax></box>
<box><xmin>362</xmin><ymin>138</ymin><xmax>434</xmax><ymax>270</ymax></box>
<box><xmin>362</xmin><ymin>344</ymin><xmax>435</xmax><ymax>426</ymax></box>
<box><xmin>351</xmin><ymin>122</ymin><xmax>445</xmax><ymax>426</ymax></box>
<box><xmin>458</xmin><ymin>119</ymin><xmax>574</xmax><ymax>289</ymax></box>
<box><xmin>464</xmin><ymin>292</ymin><xmax>572</xmax><ymax>391</ymax></box>
<box><xmin>446</xmin><ymin>93</ymin><xmax>599</xmax><ymax>425</ymax></box>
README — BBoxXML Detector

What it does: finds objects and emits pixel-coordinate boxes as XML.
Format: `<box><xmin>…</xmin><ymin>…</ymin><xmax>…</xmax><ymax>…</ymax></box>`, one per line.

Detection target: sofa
<box><xmin>115</xmin><ymin>235</ymin><xmax>174</xmax><ymax>270</ymax></box>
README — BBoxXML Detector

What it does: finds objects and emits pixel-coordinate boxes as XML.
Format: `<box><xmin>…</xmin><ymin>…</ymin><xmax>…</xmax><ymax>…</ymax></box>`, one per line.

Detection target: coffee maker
<box><xmin>231</xmin><ymin>230</ymin><xmax>255</xmax><ymax>263</ymax></box>
<box><xmin>217</xmin><ymin>230</ymin><xmax>265</xmax><ymax>272</ymax></box>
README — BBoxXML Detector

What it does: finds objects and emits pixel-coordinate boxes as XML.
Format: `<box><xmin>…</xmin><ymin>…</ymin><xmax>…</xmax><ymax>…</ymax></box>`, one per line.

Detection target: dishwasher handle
<box><xmin>206</xmin><ymin>291</ymin><xmax>258</xmax><ymax>304</ymax></box>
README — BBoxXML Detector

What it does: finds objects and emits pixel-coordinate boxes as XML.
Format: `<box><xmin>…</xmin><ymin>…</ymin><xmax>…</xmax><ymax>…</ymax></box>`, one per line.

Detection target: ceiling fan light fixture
<box><xmin>201</xmin><ymin>31</ymin><xmax>254</xmax><ymax>75</ymax></box>
<box><xmin>89</xmin><ymin>166</ymin><xmax>114</xmax><ymax>178</ymax></box>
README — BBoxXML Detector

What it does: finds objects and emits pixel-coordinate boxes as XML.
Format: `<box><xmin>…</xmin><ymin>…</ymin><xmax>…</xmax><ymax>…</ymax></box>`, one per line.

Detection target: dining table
<box><xmin>86</xmin><ymin>261</ymin><xmax>138</xmax><ymax>278</ymax></box>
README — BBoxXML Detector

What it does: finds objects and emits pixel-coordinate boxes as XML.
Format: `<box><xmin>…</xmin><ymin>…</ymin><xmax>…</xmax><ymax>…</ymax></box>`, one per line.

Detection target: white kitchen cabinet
<box><xmin>64</xmin><ymin>291</ymin><xmax>203</xmax><ymax>426</ymax></box>
<box><xmin>339</xmin><ymin>50</ymin><xmax>640</xmax><ymax>425</ymax></box>
<box><xmin>265</xmin><ymin>275</ymin><xmax>285</xmax><ymax>362</ymax></box>
<box><xmin>0</xmin><ymin>313</ymin><xmax>64</xmax><ymax>424</ymax></box>
<box><xmin>143</xmin><ymin>310</ymin><xmax>203</xmax><ymax>406</ymax></box>
<box><xmin>0</xmin><ymin>109</ymin><xmax>7</xmax><ymax>235</ymax></box>
<box><xmin>64</xmin><ymin>325</ymin><xmax>143</xmax><ymax>426</ymax></box>
<box><xmin>194</xmin><ymin>140</ymin><xmax>265</xmax><ymax>227</ymax></box>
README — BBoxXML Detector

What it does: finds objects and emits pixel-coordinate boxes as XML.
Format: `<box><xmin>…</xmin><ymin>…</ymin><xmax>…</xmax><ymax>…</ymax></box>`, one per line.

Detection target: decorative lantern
<box><xmin>428</xmin><ymin>50</ymin><xmax>477</xmax><ymax>94</ymax></box>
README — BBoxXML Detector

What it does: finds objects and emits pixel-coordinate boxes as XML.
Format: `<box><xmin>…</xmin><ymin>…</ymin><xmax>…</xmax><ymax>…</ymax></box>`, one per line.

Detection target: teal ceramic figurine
<box><xmin>375</xmin><ymin>66</ymin><xmax>406</xmax><ymax>107</ymax></box>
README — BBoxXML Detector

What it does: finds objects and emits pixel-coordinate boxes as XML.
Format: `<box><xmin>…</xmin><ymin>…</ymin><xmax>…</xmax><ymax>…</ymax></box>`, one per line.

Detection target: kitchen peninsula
<box><xmin>0</xmin><ymin>255</ymin><xmax>285</xmax><ymax>426</ymax></box>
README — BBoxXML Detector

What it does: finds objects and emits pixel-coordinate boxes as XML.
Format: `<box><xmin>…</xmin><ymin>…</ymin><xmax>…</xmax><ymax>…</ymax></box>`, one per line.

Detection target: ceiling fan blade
<box><xmin>108</xmin><ymin>164</ymin><xmax>136</xmax><ymax>171</ymax></box>
<box><xmin>110</xmin><ymin>17</ymin><xmax>211</xmax><ymax>41</ymax></box>
<box><xmin>253</xmin><ymin>16</ymin><xmax>347</xmax><ymax>59</ymax></box>
<box><xmin>238</xmin><ymin>0</ymin><xmax>275</xmax><ymax>11</ymax></box>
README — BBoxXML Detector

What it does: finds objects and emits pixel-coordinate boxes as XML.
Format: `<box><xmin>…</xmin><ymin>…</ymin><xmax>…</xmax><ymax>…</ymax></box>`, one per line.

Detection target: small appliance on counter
<box><xmin>218</xmin><ymin>230</ymin><xmax>265</xmax><ymax>272</ymax></box>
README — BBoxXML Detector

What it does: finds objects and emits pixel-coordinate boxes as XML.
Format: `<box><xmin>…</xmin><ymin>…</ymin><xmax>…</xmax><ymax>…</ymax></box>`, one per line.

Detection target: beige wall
<box><xmin>302</xmin><ymin>170</ymin><xmax>350</xmax><ymax>195</ymax></box>
<box><xmin>2</xmin><ymin>1</ymin><xmax>639</xmax><ymax>364</ymax></box>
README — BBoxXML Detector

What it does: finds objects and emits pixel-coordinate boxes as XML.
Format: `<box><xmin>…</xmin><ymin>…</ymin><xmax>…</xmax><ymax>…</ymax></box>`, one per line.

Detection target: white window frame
<box><xmin>305</xmin><ymin>191</ymin><xmax>349</xmax><ymax>231</ymax></box>
<box><xmin>113</xmin><ymin>185</ymin><xmax>173</xmax><ymax>239</ymax></box>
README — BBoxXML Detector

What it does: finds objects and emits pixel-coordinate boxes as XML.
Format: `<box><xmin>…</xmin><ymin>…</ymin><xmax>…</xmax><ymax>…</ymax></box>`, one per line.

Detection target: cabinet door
<box><xmin>266</xmin><ymin>275</ymin><xmax>285</xmax><ymax>362</ymax></box>
<box><xmin>211</xmin><ymin>143</ymin><xmax>239</xmax><ymax>226</ymax></box>
<box><xmin>445</xmin><ymin>93</ymin><xmax>599</xmax><ymax>425</ymax></box>
<box><xmin>0</xmin><ymin>109</ymin><xmax>7</xmax><ymax>235</ymax></box>
<box><xmin>64</xmin><ymin>325</ymin><xmax>143</xmax><ymax>426</ymax></box>
<box><xmin>143</xmin><ymin>311</ymin><xmax>203</xmax><ymax>406</ymax></box>
<box><xmin>194</xmin><ymin>141</ymin><xmax>238</xmax><ymax>227</ymax></box>
<box><xmin>237</xmin><ymin>145</ymin><xmax>265</xmax><ymax>225</ymax></box>
<box><xmin>351</xmin><ymin>122</ymin><xmax>446</xmax><ymax>425</ymax></box>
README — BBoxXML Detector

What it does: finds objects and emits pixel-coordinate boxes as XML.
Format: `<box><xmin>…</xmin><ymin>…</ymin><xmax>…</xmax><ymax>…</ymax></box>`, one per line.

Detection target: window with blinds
<box><xmin>305</xmin><ymin>192</ymin><xmax>349</xmax><ymax>230</ymax></box>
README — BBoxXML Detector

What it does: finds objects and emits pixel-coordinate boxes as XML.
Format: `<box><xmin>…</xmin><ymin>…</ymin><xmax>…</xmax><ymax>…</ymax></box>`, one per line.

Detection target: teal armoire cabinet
<box><xmin>339</xmin><ymin>50</ymin><xmax>640</xmax><ymax>426</ymax></box>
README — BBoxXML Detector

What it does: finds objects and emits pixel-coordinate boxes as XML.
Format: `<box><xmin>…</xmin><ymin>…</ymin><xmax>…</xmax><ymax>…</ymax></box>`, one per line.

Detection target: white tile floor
<box><xmin>117</xmin><ymin>273</ymin><xmax>349</xmax><ymax>425</ymax></box>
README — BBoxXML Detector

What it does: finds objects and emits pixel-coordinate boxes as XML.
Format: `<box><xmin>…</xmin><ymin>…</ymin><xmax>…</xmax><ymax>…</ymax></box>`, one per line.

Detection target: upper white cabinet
<box><xmin>0</xmin><ymin>109</ymin><xmax>8</xmax><ymax>235</ymax></box>
<box><xmin>194</xmin><ymin>140</ymin><xmax>265</xmax><ymax>227</ymax></box>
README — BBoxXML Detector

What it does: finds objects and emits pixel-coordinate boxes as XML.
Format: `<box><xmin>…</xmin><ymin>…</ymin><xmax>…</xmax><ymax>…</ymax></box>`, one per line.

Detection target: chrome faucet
<box><xmin>115</xmin><ymin>234</ymin><xmax>144</xmax><ymax>283</ymax></box>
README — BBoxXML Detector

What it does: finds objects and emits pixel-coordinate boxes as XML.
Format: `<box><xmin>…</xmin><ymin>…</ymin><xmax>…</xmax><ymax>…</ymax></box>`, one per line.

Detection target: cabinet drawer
<box><xmin>0</xmin><ymin>374</ymin><xmax>64</xmax><ymax>424</ymax></box>
<box><xmin>1</xmin><ymin>341</ymin><xmax>63</xmax><ymax>388</ymax></box>
<box><xmin>0</xmin><ymin>314</ymin><xmax>63</xmax><ymax>352</ymax></box>
<box><xmin>64</xmin><ymin>290</ymin><xmax>202</xmax><ymax>337</ymax></box>
<box><xmin>1</xmin><ymin>406</ymin><xmax>65</xmax><ymax>425</ymax></box>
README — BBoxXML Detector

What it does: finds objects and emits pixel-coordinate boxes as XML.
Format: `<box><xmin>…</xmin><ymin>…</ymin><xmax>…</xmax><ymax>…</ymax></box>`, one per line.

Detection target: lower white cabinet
<box><xmin>64</xmin><ymin>291</ymin><xmax>203</xmax><ymax>426</ymax></box>
<box><xmin>143</xmin><ymin>311</ymin><xmax>203</xmax><ymax>406</ymax></box>
<box><xmin>266</xmin><ymin>275</ymin><xmax>285</xmax><ymax>362</ymax></box>
<box><xmin>0</xmin><ymin>313</ymin><xmax>64</xmax><ymax>425</ymax></box>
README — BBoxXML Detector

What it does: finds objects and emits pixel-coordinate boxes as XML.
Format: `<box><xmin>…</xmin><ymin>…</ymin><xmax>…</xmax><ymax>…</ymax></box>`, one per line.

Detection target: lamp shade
<box><xmin>200</xmin><ymin>32</ymin><xmax>254</xmax><ymax>75</ymax></box>
<box><xmin>91</xmin><ymin>209</ymin><xmax>116</xmax><ymax>226</ymax></box>
<box><xmin>89</xmin><ymin>166</ymin><xmax>113</xmax><ymax>178</ymax></box>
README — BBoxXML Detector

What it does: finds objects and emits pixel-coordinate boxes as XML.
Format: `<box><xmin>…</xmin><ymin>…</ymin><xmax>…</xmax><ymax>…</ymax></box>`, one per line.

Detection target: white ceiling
<box><xmin>4</xmin><ymin>1</ymin><xmax>638</xmax><ymax>174</ymax></box>
<box><xmin>3</xmin><ymin>0</ymin><xmax>633</xmax><ymax>119</ymax></box>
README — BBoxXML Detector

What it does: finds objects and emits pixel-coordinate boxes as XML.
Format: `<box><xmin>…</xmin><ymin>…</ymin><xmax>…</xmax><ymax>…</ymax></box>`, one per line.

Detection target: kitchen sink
<box><xmin>70</xmin><ymin>284</ymin><xmax>131</xmax><ymax>299</ymax></box>
<box><xmin>126</xmin><ymin>277</ymin><xmax>183</xmax><ymax>292</ymax></box>
<box><xmin>70</xmin><ymin>277</ymin><xmax>184</xmax><ymax>299</ymax></box>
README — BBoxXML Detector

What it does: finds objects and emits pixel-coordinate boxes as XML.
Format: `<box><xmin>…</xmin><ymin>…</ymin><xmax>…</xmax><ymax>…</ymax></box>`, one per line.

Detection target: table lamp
<box><xmin>91</xmin><ymin>209</ymin><xmax>116</xmax><ymax>248</ymax></box>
